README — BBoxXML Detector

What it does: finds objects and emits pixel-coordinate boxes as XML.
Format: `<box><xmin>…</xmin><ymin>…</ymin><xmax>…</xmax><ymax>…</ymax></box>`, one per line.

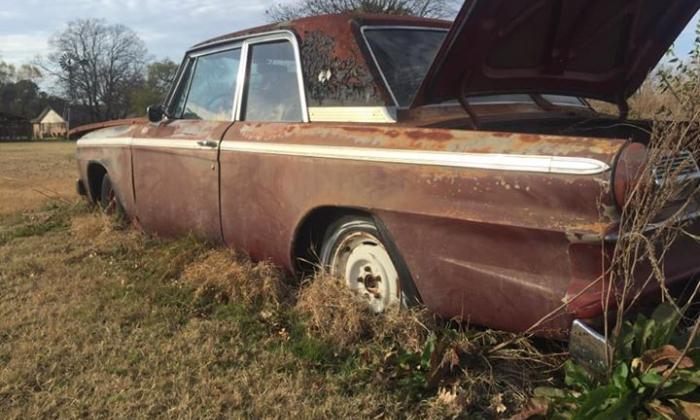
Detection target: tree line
<box><xmin>0</xmin><ymin>19</ymin><xmax>177</xmax><ymax>126</ymax></box>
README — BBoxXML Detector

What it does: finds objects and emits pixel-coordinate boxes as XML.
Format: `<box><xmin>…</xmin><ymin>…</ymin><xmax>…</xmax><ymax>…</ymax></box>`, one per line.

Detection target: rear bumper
<box><xmin>569</xmin><ymin>319</ymin><xmax>610</xmax><ymax>372</ymax></box>
<box><xmin>76</xmin><ymin>179</ymin><xmax>87</xmax><ymax>196</ymax></box>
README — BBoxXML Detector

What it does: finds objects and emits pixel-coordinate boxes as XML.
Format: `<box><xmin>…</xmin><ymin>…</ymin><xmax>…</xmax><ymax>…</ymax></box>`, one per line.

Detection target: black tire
<box><xmin>99</xmin><ymin>174</ymin><xmax>125</xmax><ymax>219</ymax></box>
<box><xmin>320</xmin><ymin>215</ymin><xmax>420</xmax><ymax>309</ymax></box>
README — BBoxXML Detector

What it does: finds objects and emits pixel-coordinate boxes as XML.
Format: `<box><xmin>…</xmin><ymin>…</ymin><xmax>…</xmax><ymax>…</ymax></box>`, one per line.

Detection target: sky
<box><xmin>0</xmin><ymin>1</ymin><xmax>698</xmax><ymax>68</ymax></box>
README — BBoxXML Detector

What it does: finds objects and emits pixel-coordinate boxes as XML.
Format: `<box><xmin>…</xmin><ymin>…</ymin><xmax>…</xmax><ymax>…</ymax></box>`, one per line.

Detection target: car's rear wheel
<box><xmin>99</xmin><ymin>174</ymin><xmax>125</xmax><ymax>218</ymax></box>
<box><xmin>320</xmin><ymin>216</ymin><xmax>404</xmax><ymax>312</ymax></box>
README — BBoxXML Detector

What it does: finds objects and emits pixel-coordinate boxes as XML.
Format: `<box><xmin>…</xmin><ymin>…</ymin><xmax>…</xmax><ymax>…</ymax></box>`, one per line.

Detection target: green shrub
<box><xmin>536</xmin><ymin>303</ymin><xmax>700</xmax><ymax>419</ymax></box>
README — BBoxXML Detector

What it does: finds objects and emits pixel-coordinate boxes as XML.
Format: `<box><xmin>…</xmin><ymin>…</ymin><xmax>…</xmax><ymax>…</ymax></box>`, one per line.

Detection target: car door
<box><xmin>132</xmin><ymin>45</ymin><xmax>242</xmax><ymax>240</ymax></box>
<box><xmin>219</xmin><ymin>32</ymin><xmax>308</xmax><ymax>262</ymax></box>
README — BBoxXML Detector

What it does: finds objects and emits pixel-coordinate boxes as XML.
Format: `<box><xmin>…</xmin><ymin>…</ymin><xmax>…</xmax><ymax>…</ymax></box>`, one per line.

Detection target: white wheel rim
<box><xmin>329</xmin><ymin>231</ymin><xmax>400</xmax><ymax>312</ymax></box>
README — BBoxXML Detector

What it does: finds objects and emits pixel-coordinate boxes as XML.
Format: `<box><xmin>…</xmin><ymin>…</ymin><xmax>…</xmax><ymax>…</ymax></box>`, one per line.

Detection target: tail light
<box><xmin>612</xmin><ymin>142</ymin><xmax>648</xmax><ymax>209</ymax></box>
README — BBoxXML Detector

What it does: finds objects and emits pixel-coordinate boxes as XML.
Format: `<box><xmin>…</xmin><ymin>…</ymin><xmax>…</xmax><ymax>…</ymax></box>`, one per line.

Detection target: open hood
<box><xmin>411</xmin><ymin>0</ymin><xmax>700</xmax><ymax>108</ymax></box>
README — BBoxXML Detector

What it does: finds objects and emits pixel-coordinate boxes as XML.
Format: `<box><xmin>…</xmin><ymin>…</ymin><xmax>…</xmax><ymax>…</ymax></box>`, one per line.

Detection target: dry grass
<box><xmin>0</xmin><ymin>141</ymin><xmax>560</xmax><ymax>417</ymax></box>
<box><xmin>182</xmin><ymin>249</ymin><xmax>291</xmax><ymax>312</ymax></box>
<box><xmin>295</xmin><ymin>276</ymin><xmax>432</xmax><ymax>352</ymax></box>
<box><xmin>0</xmin><ymin>141</ymin><xmax>76</xmax><ymax>215</ymax></box>
<box><xmin>1</xmin><ymin>205</ymin><xmax>414</xmax><ymax>418</ymax></box>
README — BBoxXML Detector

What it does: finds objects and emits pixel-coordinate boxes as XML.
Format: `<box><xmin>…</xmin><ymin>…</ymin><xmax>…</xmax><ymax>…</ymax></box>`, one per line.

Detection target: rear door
<box><xmin>131</xmin><ymin>45</ymin><xmax>242</xmax><ymax>240</ymax></box>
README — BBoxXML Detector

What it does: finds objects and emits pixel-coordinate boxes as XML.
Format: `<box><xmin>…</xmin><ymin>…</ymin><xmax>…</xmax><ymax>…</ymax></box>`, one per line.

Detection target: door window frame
<box><xmin>166</xmin><ymin>43</ymin><xmax>243</xmax><ymax>121</ymax></box>
<box><xmin>164</xmin><ymin>30</ymin><xmax>309</xmax><ymax>123</ymax></box>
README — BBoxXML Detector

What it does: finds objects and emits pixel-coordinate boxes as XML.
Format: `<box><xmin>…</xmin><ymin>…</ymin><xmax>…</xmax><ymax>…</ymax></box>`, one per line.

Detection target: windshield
<box><xmin>363</xmin><ymin>27</ymin><xmax>447</xmax><ymax>108</ymax></box>
<box><xmin>363</xmin><ymin>28</ymin><xmax>590</xmax><ymax>110</ymax></box>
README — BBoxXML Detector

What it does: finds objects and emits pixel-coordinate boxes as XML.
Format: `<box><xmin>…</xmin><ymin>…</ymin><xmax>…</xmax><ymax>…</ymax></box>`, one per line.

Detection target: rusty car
<box><xmin>74</xmin><ymin>0</ymin><xmax>700</xmax><ymax>361</ymax></box>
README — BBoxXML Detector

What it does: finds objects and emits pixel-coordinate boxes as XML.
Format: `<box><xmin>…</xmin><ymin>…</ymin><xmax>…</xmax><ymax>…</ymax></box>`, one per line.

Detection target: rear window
<box><xmin>363</xmin><ymin>28</ymin><xmax>447</xmax><ymax>108</ymax></box>
<box><xmin>363</xmin><ymin>28</ymin><xmax>590</xmax><ymax>111</ymax></box>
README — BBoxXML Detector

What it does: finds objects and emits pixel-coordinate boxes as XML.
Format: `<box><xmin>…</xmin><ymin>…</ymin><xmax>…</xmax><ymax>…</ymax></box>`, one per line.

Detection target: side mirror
<box><xmin>147</xmin><ymin>104</ymin><xmax>165</xmax><ymax>123</ymax></box>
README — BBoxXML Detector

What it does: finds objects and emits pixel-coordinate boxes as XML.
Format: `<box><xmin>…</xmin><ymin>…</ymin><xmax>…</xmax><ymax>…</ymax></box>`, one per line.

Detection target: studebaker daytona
<box><xmin>74</xmin><ymin>1</ymin><xmax>700</xmax><ymax>361</ymax></box>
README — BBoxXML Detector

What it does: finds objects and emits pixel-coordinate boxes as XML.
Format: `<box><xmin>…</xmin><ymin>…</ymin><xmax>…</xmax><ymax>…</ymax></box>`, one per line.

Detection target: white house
<box><xmin>31</xmin><ymin>107</ymin><xmax>67</xmax><ymax>139</ymax></box>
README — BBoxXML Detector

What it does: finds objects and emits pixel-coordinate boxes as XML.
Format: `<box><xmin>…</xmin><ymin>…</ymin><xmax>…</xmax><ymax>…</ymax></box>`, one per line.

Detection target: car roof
<box><xmin>190</xmin><ymin>13</ymin><xmax>451</xmax><ymax>51</ymax></box>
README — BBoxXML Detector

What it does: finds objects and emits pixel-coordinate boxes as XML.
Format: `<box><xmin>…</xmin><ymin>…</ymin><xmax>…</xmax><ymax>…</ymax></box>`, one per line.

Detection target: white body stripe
<box><xmin>77</xmin><ymin>137</ymin><xmax>610</xmax><ymax>175</ymax></box>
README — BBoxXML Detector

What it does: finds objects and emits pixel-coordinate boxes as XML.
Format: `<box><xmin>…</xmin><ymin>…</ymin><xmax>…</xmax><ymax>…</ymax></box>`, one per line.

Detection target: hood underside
<box><xmin>411</xmin><ymin>0</ymin><xmax>700</xmax><ymax>108</ymax></box>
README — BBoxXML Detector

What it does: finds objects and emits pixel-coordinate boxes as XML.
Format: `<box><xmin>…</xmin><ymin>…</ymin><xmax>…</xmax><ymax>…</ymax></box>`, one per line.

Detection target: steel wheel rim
<box><xmin>329</xmin><ymin>231</ymin><xmax>400</xmax><ymax>312</ymax></box>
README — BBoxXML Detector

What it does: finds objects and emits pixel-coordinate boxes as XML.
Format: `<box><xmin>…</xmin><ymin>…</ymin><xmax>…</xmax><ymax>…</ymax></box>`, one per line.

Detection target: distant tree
<box><xmin>129</xmin><ymin>59</ymin><xmax>179</xmax><ymax>115</ymax></box>
<box><xmin>0</xmin><ymin>60</ymin><xmax>16</xmax><ymax>85</ymax></box>
<box><xmin>266</xmin><ymin>0</ymin><xmax>457</xmax><ymax>22</ymax></box>
<box><xmin>0</xmin><ymin>60</ymin><xmax>42</xmax><ymax>86</ymax></box>
<box><xmin>16</xmin><ymin>64</ymin><xmax>43</xmax><ymax>84</ymax></box>
<box><xmin>44</xmin><ymin>19</ymin><xmax>148</xmax><ymax>122</ymax></box>
<box><xmin>0</xmin><ymin>78</ymin><xmax>66</xmax><ymax>120</ymax></box>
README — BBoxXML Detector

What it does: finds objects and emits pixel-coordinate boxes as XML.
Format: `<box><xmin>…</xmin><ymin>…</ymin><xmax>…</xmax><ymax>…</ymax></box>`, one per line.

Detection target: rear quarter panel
<box><xmin>219</xmin><ymin>122</ymin><xmax>624</xmax><ymax>334</ymax></box>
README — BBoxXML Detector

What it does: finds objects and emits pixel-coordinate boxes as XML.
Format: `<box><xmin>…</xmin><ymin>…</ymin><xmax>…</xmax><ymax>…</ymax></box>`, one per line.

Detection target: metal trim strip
<box><xmin>77</xmin><ymin>138</ymin><xmax>611</xmax><ymax>175</ymax></box>
<box><xmin>217</xmin><ymin>141</ymin><xmax>610</xmax><ymax>174</ymax></box>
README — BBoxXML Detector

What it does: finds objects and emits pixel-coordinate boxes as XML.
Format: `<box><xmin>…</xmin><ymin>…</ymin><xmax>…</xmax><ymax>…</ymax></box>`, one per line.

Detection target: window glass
<box><xmin>242</xmin><ymin>41</ymin><xmax>302</xmax><ymax>122</ymax></box>
<box><xmin>169</xmin><ymin>59</ymin><xmax>194</xmax><ymax>117</ymax></box>
<box><xmin>181</xmin><ymin>48</ymin><xmax>241</xmax><ymax>121</ymax></box>
<box><xmin>363</xmin><ymin>29</ymin><xmax>447</xmax><ymax>108</ymax></box>
<box><xmin>541</xmin><ymin>94</ymin><xmax>587</xmax><ymax>107</ymax></box>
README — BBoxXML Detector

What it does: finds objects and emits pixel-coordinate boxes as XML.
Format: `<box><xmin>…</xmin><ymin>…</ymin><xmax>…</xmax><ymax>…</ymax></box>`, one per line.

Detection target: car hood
<box><xmin>69</xmin><ymin>118</ymin><xmax>146</xmax><ymax>139</ymax></box>
<box><xmin>411</xmin><ymin>0</ymin><xmax>700</xmax><ymax>108</ymax></box>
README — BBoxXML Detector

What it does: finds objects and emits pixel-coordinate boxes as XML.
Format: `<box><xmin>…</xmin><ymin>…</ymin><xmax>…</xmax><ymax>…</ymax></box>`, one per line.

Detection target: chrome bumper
<box><xmin>568</xmin><ymin>320</ymin><xmax>611</xmax><ymax>372</ymax></box>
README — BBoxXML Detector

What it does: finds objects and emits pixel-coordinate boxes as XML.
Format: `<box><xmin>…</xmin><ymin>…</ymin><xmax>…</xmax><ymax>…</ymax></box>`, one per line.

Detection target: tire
<box><xmin>99</xmin><ymin>174</ymin><xmax>125</xmax><ymax>219</ymax></box>
<box><xmin>320</xmin><ymin>216</ymin><xmax>417</xmax><ymax>312</ymax></box>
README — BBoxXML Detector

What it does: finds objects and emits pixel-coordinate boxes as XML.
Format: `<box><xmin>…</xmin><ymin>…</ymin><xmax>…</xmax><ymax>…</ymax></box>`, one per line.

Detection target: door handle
<box><xmin>197</xmin><ymin>140</ymin><xmax>218</xmax><ymax>148</ymax></box>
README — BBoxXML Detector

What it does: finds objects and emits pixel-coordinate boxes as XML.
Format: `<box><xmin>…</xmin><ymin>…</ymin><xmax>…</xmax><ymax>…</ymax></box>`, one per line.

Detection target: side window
<box><xmin>241</xmin><ymin>41</ymin><xmax>302</xmax><ymax>122</ymax></box>
<box><xmin>170</xmin><ymin>48</ymin><xmax>241</xmax><ymax>121</ymax></box>
<box><xmin>169</xmin><ymin>58</ymin><xmax>193</xmax><ymax>118</ymax></box>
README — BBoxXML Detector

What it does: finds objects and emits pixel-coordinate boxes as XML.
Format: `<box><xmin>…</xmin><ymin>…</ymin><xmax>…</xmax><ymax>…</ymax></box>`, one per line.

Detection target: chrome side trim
<box><xmin>308</xmin><ymin>106</ymin><xmax>397</xmax><ymax>123</ymax></box>
<box><xmin>77</xmin><ymin>137</ymin><xmax>132</xmax><ymax>147</ymax></box>
<box><xmin>569</xmin><ymin>320</ymin><xmax>610</xmax><ymax>373</ymax></box>
<box><xmin>218</xmin><ymin>141</ymin><xmax>609</xmax><ymax>175</ymax></box>
<box><xmin>76</xmin><ymin>137</ymin><xmax>611</xmax><ymax>175</ymax></box>
<box><xmin>360</xmin><ymin>26</ymin><xmax>449</xmax><ymax>109</ymax></box>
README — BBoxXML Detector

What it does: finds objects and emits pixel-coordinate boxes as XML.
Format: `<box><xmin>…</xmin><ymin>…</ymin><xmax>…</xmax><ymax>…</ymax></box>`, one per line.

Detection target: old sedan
<box><xmin>75</xmin><ymin>1</ymin><xmax>700</xmax><ymax>349</ymax></box>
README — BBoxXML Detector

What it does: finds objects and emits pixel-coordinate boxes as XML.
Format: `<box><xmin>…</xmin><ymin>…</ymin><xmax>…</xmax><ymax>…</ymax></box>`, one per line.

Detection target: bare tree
<box><xmin>266</xmin><ymin>0</ymin><xmax>458</xmax><ymax>22</ymax></box>
<box><xmin>45</xmin><ymin>19</ymin><xmax>148</xmax><ymax>122</ymax></box>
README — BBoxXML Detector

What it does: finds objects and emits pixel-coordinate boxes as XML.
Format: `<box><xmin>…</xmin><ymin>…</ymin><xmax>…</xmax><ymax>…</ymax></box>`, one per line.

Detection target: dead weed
<box><xmin>182</xmin><ymin>249</ymin><xmax>291</xmax><ymax>311</ymax></box>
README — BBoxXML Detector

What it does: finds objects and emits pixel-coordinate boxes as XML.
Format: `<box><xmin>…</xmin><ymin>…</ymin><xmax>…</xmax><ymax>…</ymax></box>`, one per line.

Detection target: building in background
<box><xmin>31</xmin><ymin>107</ymin><xmax>68</xmax><ymax>139</ymax></box>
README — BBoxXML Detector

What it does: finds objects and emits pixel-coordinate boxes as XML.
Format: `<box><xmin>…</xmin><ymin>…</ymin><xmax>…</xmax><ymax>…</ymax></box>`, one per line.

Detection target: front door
<box><xmin>219</xmin><ymin>34</ymin><xmax>308</xmax><ymax>262</ymax></box>
<box><xmin>132</xmin><ymin>46</ymin><xmax>242</xmax><ymax>240</ymax></box>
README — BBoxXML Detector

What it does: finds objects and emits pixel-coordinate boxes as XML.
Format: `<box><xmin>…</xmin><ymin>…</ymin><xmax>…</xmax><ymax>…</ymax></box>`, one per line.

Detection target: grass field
<box><xmin>0</xmin><ymin>142</ymin><xmax>564</xmax><ymax>418</ymax></box>
<box><xmin>0</xmin><ymin>141</ymin><xmax>76</xmax><ymax>215</ymax></box>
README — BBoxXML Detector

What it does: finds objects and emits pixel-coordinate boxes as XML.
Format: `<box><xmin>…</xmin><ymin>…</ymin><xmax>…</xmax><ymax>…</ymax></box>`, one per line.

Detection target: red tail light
<box><xmin>612</xmin><ymin>142</ymin><xmax>648</xmax><ymax>209</ymax></box>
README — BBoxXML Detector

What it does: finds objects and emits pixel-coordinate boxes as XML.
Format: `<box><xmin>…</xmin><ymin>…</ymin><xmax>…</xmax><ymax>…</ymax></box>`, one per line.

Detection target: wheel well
<box><xmin>292</xmin><ymin>206</ymin><xmax>372</xmax><ymax>275</ymax></box>
<box><xmin>86</xmin><ymin>163</ymin><xmax>107</xmax><ymax>203</ymax></box>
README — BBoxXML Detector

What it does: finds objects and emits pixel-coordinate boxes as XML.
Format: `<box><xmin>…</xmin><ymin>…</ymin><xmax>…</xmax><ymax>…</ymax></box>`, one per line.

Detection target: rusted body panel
<box><xmin>130</xmin><ymin>120</ymin><xmax>228</xmax><ymax>240</ymax></box>
<box><xmin>74</xmin><ymin>11</ymin><xmax>700</xmax><ymax>338</ymax></box>
<box><xmin>77</xmin><ymin>119</ymin><xmax>699</xmax><ymax>336</ymax></box>
<box><xmin>216</xmin><ymin>123</ymin><xmax>625</xmax><ymax>335</ymax></box>
<box><xmin>76</xmin><ymin>125</ymin><xmax>137</xmax><ymax>212</ymax></box>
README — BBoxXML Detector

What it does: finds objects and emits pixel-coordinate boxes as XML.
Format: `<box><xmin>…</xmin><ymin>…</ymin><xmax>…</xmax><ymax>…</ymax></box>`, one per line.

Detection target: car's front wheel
<box><xmin>320</xmin><ymin>216</ymin><xmax>405</xmax><ymax>312</ymax></box>
<box><xmin>99</xmin><ymin>174</ymin><xmax>125</xmax><ymax>218</ymax></box>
